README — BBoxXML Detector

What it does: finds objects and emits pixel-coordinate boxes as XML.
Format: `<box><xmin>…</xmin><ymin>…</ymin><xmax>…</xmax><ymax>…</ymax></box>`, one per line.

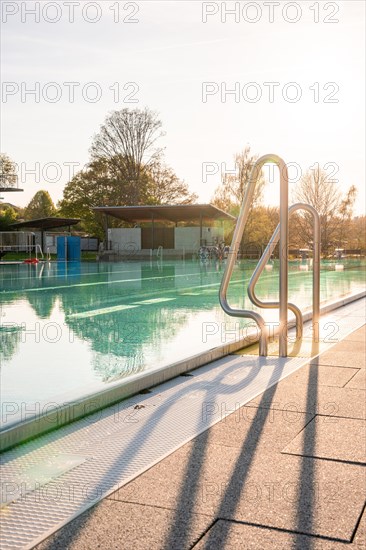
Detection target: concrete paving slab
<box><xmin>310</xmin><ymin>350</ymin><xmax>365</xmax><ymax>369</ymax></box>
<box><xmin>282</xmin><ymin>417</ymin><xmax>366</xmax><ymax>464</ymax></box>
<box><xmin>247</xmin><ymin>382</ymin><xmax>366</xmax><ymax>419</ymax></box>
<box><xmin>331</xmin><ymin>340</ymin><xmax>366</xmax><ymax>353</ymax></box>
<box><xmin>195</xmin><ymin>407</ymin><xmax>312</xmax><ymax>452</ymax></box>
<box><xmin>344</xmin><ymin>325</ymin><xmax>366</xmax><ymax>343</ymax></box>
<box><xmin>109</xmin><ymin>440</ymin><xmax>366</xmax><ymax>540</ymax></box>
<box><xmin>345</xmin><ymin>369</ymin><xmax>366</xmax><ymax>390</ymax></box>
<box><xmin>263</xmin><ymin>363</ymin><xmax>360</xmax><ymax>388</ymax></box>
<box><xmin>209</xmin><ymin>454</ymin><xmax>365</xmax><ymax>541</ymax></box>
<box><xmin>307</xmin><ymin>364</ymin><xmax>360</xmax><ymax>387</ymax></box>
<box><xmin>193</xmin><ymin>512</ymin><xmax>366</xmax><ymax>549</ymax></box>
<box><xmin>34</xmin><ymin>500</ymin><xmax>212</xmax><ymax>550</ymax></box>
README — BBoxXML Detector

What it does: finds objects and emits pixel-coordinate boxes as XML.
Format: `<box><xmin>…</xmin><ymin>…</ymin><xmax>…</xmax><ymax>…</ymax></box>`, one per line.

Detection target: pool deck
<box><xmin>1</xmin><ymin>298</ymin><xmax>365</xmax><ymax>550</ymax></box>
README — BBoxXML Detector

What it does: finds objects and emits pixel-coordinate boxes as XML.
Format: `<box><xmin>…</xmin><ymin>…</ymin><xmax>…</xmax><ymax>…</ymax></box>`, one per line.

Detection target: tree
<box><xmin>212</xmin><ymin>146</ymin><xmax>265</xmax><ymax>211</ymax></box>
<box><xmin>337</xmin><ymin>185</ymin><xmax>357</xmax><ymax>248</ymax></box>
<box><xmin>293</xmin><ymin>167</ymin><xmax>345</xmax><ymax>255</ymax></box>
<box><xmin>24</xmin><ymin>190</ymin><xmax>56</xmax><ymax>220</ymax></box>
<box><xmin>60</xmin><ymin>107</ymin><xmax>197</xmax><ymax>237</ymax></box>
<box><xmin>58</xmin><ymin>160</ymin><xmax>116</xmax><ymax>238</ymax></box>
<box><xmin>0</xmin><ymin>205</ymin><xmax>17</xmax><ymax>230</ymax></box>
<box><xmin>0</xmin><ymin>153</ymin><xmax>17</xmax><ymax>189</ymax></box>
<box><xmin>59</xmin><ymin>159</ymin><xmax>197</xmax><ymax>238</ymax></box>
<box><xmin>347</xmin><ymin>216</ymin><xmax>365</xmax><ymax>251</ymax></box>
<box><xmin>240</xmin><ymin>206</ymin><xmax>279</xmax><ymax>255</ymax></box>
<box><xmin>90</xmin><ymin>108</ymin><xmax>164</xmax><ymax>204</ymax></box>
<box><xmin>145</xmin><ymin>162</ymin><xmax>197</xmax><ymax>205</ymax></box>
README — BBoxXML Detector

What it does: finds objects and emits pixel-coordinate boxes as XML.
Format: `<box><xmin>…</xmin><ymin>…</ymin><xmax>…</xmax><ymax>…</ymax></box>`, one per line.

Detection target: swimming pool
<box><xmin>1</xmin><ymin>258</ymin><xmax>365</xmax><ymax>430</ymax></box>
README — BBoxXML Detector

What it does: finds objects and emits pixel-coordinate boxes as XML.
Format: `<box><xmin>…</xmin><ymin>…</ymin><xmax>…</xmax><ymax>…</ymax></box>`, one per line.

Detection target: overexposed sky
<box><xmin>1</xmin><ymin>0</ymin><xmax>365</xmax><ymax>213</ymax></box>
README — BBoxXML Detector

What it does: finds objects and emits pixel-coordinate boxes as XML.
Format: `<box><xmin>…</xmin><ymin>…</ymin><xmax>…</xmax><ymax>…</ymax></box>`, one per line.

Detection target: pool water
<box><xmin>0</xmin><ymin>259</ymin><xmax>365</xmax><ymax>429</ymax></box>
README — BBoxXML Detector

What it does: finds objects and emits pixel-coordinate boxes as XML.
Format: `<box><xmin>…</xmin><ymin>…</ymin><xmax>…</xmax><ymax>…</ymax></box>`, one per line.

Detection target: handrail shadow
<box><xmin>167</xmin><ymin>358</ymin><xmax>286</xmax><ymax>549</ymax></box>
<box><xmin>37</xmin><ymin>351</ymin><xmax>278</xmax><ymax>549</ymax></box>
<box><xmin>292</xmin><ymin>345</ymin><xmax>319</xmax><ymax>550</ymax></box>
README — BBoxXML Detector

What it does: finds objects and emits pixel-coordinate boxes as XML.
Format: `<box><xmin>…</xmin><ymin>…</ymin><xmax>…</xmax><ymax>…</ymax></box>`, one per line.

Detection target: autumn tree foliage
<box><xmin>24</xmin><ymin>190</ymin><xmax>56</xmax><ymax>220</ymax></box>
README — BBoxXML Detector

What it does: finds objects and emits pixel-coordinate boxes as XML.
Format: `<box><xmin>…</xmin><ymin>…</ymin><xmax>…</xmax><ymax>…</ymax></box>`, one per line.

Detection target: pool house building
<box><xmin>94</xmin><ymin>204</ymin><xmax>235</xmax><ymax>259</ymax></box>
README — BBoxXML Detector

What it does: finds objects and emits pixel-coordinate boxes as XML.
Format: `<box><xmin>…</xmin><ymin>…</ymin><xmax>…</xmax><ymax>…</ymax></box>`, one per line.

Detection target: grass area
<box><xmin>0</xmin><ymin>251</ymin><xmax>97</xmax><ymax>261</ymax></box>
<box><xmin>81</xmin><ymin>251</ymin><xmax>97</xmax><ymax>261</ymax></box>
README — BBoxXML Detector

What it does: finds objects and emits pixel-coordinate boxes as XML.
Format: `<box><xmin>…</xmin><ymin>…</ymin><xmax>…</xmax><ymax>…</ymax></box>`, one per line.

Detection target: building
<box><xmin>93</xmin><ymin>204</ymin><xmax>235</xmax><ymax>259</ymax></box>
<box><xmin>9</xmin><ymin>217</ymin><xmax>82</xmax><ymax>254</ymax></box>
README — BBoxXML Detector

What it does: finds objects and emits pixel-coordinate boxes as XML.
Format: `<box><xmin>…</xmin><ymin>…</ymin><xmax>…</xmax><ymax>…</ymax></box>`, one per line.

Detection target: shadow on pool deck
<box><xmin>35</xmin><ymin>324</ymin><xmax>366</xmax><ymax>550</ymax></box>
<box><xmin>292</xmin><ymin>349</ymin><xmax>319</xmax><ymax>550</ymax></box>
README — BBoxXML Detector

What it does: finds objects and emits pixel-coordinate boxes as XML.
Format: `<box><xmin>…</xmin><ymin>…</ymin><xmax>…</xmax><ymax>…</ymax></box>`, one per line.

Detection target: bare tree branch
<box><xmin>292</xmin><ymin>167</ymin><xmax>356</xmax><ymax>255</ymax></box>
<box><xmin>90</xmin><ymin>108</ymin><xmax>165</xmax><ymax>203</ymax></box>
<box><xmin>212</xmin><ymin>146</ymin><xmax>265</xmax><ymax>211</ymax></box>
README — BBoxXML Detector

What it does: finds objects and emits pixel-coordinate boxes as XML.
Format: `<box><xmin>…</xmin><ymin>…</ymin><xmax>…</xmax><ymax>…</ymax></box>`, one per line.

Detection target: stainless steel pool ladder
<box><xmin>219</xmin><ymin>154</ymin><xmax>321</xmax><ymax>357</ymax></box>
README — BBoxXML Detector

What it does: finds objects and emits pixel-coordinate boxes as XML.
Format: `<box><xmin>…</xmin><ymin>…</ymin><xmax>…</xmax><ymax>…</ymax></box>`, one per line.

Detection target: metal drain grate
<box><xmin>0</xmin><ymin>300</ymin><xmax>365</xmax><ymax>550</ymax></box>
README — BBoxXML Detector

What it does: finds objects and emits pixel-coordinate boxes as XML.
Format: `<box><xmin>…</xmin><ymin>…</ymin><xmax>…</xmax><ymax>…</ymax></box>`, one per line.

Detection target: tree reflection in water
<box><xmin>0</xmin><ymin>323</ymin><xmax>22</xmax><ymax>364</ymax></box>
<box><xmin>0</xmin><ymin>259</ymin><xmax>364</xmax><ymax>384</ymax></box>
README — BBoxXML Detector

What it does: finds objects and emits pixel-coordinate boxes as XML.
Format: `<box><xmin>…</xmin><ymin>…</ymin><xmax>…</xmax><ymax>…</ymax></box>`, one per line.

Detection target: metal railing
<box><xmin>35</xmin><ymin>244</ymin><xmax>44</xmax><ymax>260</ymax></box>
<box><xmin>0</xmin><ymin>231</ymin><xmax>34</xmax><ymax>249</ymax></box>
<box><xmin>219</xmin><ymin>154</ymin><xmax>321</xmax><ymax>357</ymax></box>
<box><xmin>0</xmin><ymin>231</ymin><xmax>43</xmax><ymax>259</ymax></box>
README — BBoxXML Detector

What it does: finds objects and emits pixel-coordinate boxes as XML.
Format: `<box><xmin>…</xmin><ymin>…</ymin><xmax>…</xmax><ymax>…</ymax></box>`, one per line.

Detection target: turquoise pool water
<box><xmin>1</xmin><ymin>258</ymin><xmax>365</xmax><ymax>429</ymax></box>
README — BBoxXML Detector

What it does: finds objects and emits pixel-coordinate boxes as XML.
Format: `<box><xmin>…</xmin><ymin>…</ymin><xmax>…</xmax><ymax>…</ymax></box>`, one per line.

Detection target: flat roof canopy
<box><xmin>0</xmin><ymin>174</ymin><xmax>23</xmax><ymax>193</ymax></box>
<box><xmin>10</xmin><ymin>217</ymin><xmax>81</xmax><ymax>231</ymax></box>
<box><xmin>93</xmin><ymin>204</ymin><xmax>235</xmax><ymax>223</ymax></box>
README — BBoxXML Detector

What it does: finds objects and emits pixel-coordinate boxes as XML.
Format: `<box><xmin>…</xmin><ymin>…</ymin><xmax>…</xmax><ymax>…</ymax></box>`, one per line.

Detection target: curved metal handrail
<box><xmin>219</xmin><ymin>154</ymin><xmax>289</xmax><ymax>357</ymax></box>
<box><xmin>248</xmin><ymin>203</ymin><xmax>321</xmax><ymax>343</ymax></box>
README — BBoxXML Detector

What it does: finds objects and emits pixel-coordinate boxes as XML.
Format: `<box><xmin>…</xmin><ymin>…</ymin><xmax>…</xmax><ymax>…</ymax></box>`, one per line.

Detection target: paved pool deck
<box><xmin>31</xmin><ymin>319</ymin><xmax>365</xmax><ymax>549</ymax></box>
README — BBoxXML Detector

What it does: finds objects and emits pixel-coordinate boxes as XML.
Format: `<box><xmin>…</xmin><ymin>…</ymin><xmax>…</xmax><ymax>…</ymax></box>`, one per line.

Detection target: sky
<box><xmin>1</xmin><ymin>0</ymin><xmax>365</xmax><ymax>214</ymax></box>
